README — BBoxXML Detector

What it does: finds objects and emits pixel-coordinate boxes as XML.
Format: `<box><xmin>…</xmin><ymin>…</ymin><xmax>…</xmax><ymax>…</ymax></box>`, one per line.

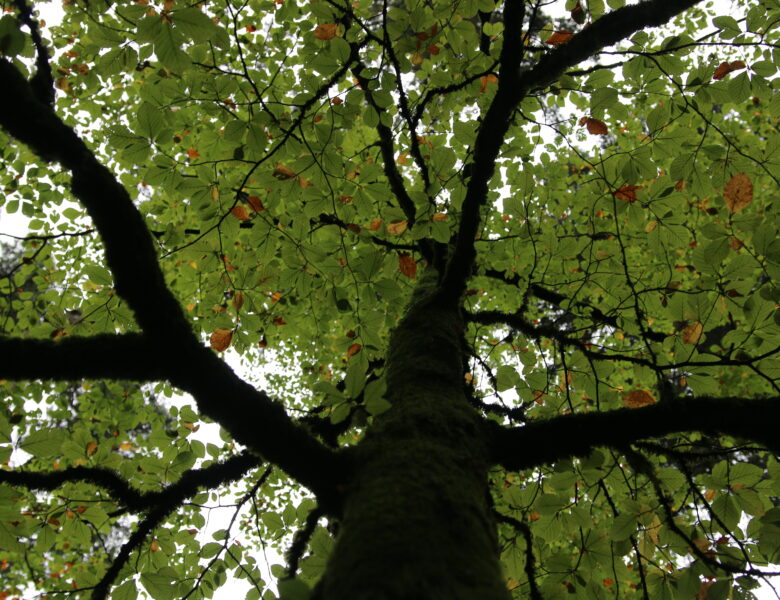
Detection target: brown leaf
<box><xmin>580</xmin><ymin>116</ymin><xmax>609</xmax><ymax>135</ymax></box>
<box><xmin>230</xmin><ymin>206</ymin><xmax>250</xmax><ymax>221</ymax></box>
<box><xmin>432</xmin><ymin>212</ymin><xmax>448</xmax><ymax>221</ymax></box>
<box><xmin>712</xmin><ymin>60</ymin><xmax>746</xmax><ymax>80</ymax></box>
<box><xmin>347</xmin><ymin>343</ymin><xmax>362</xmax><ymax>358</ymax></box>
<box><xmin>182</xmin><ymin>421</ymin><xmax>200</xmax><ymax>432</ymax></box>
<box><xmin>623</xmin><ymin>390</ymin><xmax>655</xmax><ymax>408</ymax></box>
<box><xmin>210</xmin><ymin>329</ymin><xmax>233</xmax><ymax>352</ymax></box>
<box><xmin>614</xmin><ymin>184</ymin><xmax>643</xmax><ymax>203</ymax></box>
<box><xmin>387</xmin><ymin>220</ymin><xmax>408</xmax><ymax>235</ymax></box>
<box><xmin>681</xmin><ymin>321</ymin><xmax>703</xmax><ymax>344</ymax></box>
<box><xmin>232</xmin><ymin>291</ymin><xmax>244</xmax><ymax>310</ymax></box>
<box><xmin>273</xmin><ymin>163</ymin><xmax>296</xmax><ymax>180</ymax></box>
<box><xmin>272</xmin><ymin>316</ymin><xmax>286</xmax><ymax>326</ymax></box>
<box><xmin>398</xmin><ymin>253</ymin><xmax>417</xmax><ymax>278</ymax></box>
<box><xmin>545</xmin><ymin>30</ymin><xmax>574</xmax><ymax>45</ymax></box>
<box><xmin>368</xmin><ymin>218</ymin><xmax>382</xmax><ymax>231</ymax></box>
<box><xmin>247</xmin><ymin>195</ymin><xmax>264</xmax><ymax>212</ymax></box>
<box><xmin>150</xmin><ymin>539</ymin><xmax>161</xmax><ymax>552</ymax></box>
<box><xmin>723</xmin><ymin>172</ymin><xmax>753</xmax><ymax>213</ymax></box>
<box><xmin>313</xmin><ymin>23</ymin><xmax>338</xmax><ymax>40</ymax></box>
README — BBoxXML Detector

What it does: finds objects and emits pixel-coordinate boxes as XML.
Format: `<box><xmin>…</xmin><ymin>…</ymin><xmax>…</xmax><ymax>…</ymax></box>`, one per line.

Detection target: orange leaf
<box><xmin>368</xmin><ymin>218</ymin><xmax>382</xmax><ymax>231</ymax></box>
<box><xmin>387</xmin><ymin>220</ymin><xmax>408</xmax><ymax>235</ymax></box>
<box><xmin>150</xmin><ymin>540</ymin><xmax>161</xmax><ymax>552</ymax></box>
<box><xmin>398</xmin><ymin>253</ymin><xmax>417</xmax><ymax>278</ymax></box>
<box><xmin>272</xmin><ymin>316</ymin><xmax>286</xmax><ymax>326</ymax></box>
<box><xmin>210</xmin><ymin>329</ymin><xmax>233</xmax><ymax>351</ymax></box>
<box><xmin>427</xmin><ymin>43</ymin><xmax>440</xmax><ymax>55</ymax></box>
<box><xmin>614</xmin><ymin>185</ymin><xmax>643</xmax><ymax>203</ymax></box>
<box><xmin>230</xmin><ymin>206</ymin><xmax>250</xmax><ymax>221</ymax></box>
<box><xmin>681</xmin><ymin>321</ymin><xmax>703</xmax><ymax>344</ymax></box>
<box><xmin>480</xmin><ymin>74</ymin><xmax>498</xmax><ymax>93</ymax></box>
<box><xmin>623</xmin><ymin>390</ymin><xmax>655</xmax><ymax>408</ymax></box>
<box><xmin>298</xmin><ymin>176</ymin><xmax>311</xmax><ymax>189</ymax></box>
<box><xmin>273</xmin><ymin>163</ymin><xmax>296</xmax><ymax>180</ymax></box>
<box><xmin>245</xmin><ymin>24</ymin><xmax>256</xmax><ymax>32</ymax></box>
<box><xmin>432</xmin><ymin>212</ymin><xmax>448</xmax><ymax>221</ymax></box>
<box><xmin>247</xmin><ymin>195</ymin><xmax>264</xmax><ymax>212</ymax></box>
<box><xmin>119</xmin><ymin>442</ymin><xmax>133</xmax><ymax>451</ymax></box>
<box><xmin>182</xmin><ymin>421</ymin><xmax>200</xmax><ymax>432</ymax></box>
<box><xmin>331</xmin><ymin>97</ymin><xmax>343</xmax><ymax>105</ymax></box>
<box><xmin>580</xmin><ymin>116</ymin><xmax>609</xmax><ymax>135</ymax></box>
<box><xmin>85</xmin><ymin>441</ymin><xmax>98</xmax><ymax>456</ymax></box>
<box><xmin>347</xmin><ymin>343</ymin><xmax>362</xmax><ymax>358</ymax></box>
<box><xmin>723</xmin><ymin>172</ymin><xmax>752</xmax><ymax>213</ymax></box>
<box><xmin>712</xmin><ymin>60</ymin><xmax>746</xmax><ymax>80</ymax></box>
<box><xmin>545</xmin><ymin>30</ymin><xmax>574</xmax><ymax>45</ymax></box>
<box><xmin>313</xmin><ymin>23</ymin><xmax>338</xmax><ymax>40</ymax></box>
<box><xmin>187</xmin><ymin>148</ymin><xmax>200</xmax><ymax>158</ymax></box>
<box><xmin>397</xmin><ymin>153</ymin><xmax>409</xmax><ymax>165</ymax></box>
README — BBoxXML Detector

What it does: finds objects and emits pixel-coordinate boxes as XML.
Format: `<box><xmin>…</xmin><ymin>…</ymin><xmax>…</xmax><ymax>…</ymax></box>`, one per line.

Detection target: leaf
<box><xmin>347</xmin><ymin>343</ymin><xmax>362</xmax><ymax>358</ymax></box>
<box><xmin>247</xmin><ymin>195</ymin><xmax>265</xmax><ymax>211</ymax></box>
<box><xmin>313</xmin><ymin>23</ymin><xmax>339</xmax><ymax>40</ymax></box>
<box><xmin>85</xmin><ymin>441</ymin><xmax>98</xmax><ymax>456</ymax></box>
<box><xmin>432</xmin><ymin>212</ymin><xmax>448</xmax><ymax>221</ymax></box>
<box><xmin>230</xmin><ymin>206</ymin><xmax>251</xmax><ymax>221</ymax></box>
<box><xmin>579</xmin><ymin>116</ymin><xmax>609</xmax><ymax>135</ymax></box>
<box><xmin>723</xmin><ymin>172</ymin><xmax>753</xmax><ymax>213</ymax></box>
<box><xmin>21</xmin><ymin>429</ymin><xmax>66</xmax><ymax>458</ymax></box>
<box><xmin>712</xmin><ymin>60</ymin><xmax>746</xmax><ymax>80</ymax></box>
<box><xmin>368</xmin><ymin>218</ymin><xmax>382</xmax><ymax>231</ymax></box>
<box><xmin>386</xmin><ymin>220</ymin><xmax>408</xmax><ymax>235</ymax></box>
<box><xmin>210</xmin><ymin>329</ymin><xmax>233</xmax><ymax>352</ymax></box>
<box><xmin>232</xmin><ymin>291</ymin><xmax>244</xmax><ymax>310</ymax></box>
<box><xmin>681</xmin><ymin>321</ymin><xmax>703</xmax><ymax>344</ymax></box>
<box><xmin>480</xmin><ymin>74</ymin><xmax>498</xmax><ymax>93</ymax></box>
<box><xmin>545</xmin><ymin>30</ymin><xmax>574</xmax><ymax>45</ymax></box>
<box><xmin>398</xmin><ymin>253</ymin><xmax>417</xmax><ymax>278</ymax></box>
<box><xmin>623</xmin><ymin>390</ymin><xmax>655</xmax><ymax>408</ymax></box>
<box><xmin>614</xmin><ymin>185</ymin><xmax>642</xmax><ymax>203</ymax></box>
<box><xmin>273</xmin><ymin>164</ymin><xmax>297</xmax><ymax>180</ymax></box>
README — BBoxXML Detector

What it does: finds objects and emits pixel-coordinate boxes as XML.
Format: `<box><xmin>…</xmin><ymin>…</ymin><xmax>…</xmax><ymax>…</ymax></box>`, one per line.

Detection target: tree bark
<box><xmin>314</xmin><ymin>270</ymin><xmax>509</xmax><ymax>599</ymax></box>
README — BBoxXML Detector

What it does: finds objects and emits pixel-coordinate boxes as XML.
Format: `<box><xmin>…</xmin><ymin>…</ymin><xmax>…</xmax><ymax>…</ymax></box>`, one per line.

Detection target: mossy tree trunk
<box><xmin>314</xmin><ymin>271</ymin><xmax>510</xmax><ymax>599</ymax></box>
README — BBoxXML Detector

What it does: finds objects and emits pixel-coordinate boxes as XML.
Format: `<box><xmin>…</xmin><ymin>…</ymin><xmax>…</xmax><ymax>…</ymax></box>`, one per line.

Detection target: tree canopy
<box><xmin>1</xmin><ymin>0</ymin><xmax>780</xmax><ymax>598</ymax></box>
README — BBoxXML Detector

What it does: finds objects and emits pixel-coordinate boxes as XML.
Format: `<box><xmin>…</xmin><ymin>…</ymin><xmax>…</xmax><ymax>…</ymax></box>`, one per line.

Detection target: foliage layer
<box><xmin>1</xmin><ymin>0</ymin><xmax>780</xmax><ymax>598</ymax></box>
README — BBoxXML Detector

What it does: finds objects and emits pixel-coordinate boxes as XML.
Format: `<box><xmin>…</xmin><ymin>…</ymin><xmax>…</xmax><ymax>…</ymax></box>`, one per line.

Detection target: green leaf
<box><xmin>140</xmin><ymin>572</ymin><xmax>177</xmax><ymax>600</ymax></box>
<box><xmin>21</xmin><ymin>429</ymin><xmax>66</xmax><ymax>458</ymax></box>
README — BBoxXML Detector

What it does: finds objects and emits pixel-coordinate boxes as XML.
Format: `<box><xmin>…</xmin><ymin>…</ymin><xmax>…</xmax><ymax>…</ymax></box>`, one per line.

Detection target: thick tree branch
<box><xmin>0</xmin><ymin>334</ymin><xmax>168</xmax><ymax>382</ymax></box>
<box><xmin>440</xmin><ymin>0</ymin><xmax>702</xmax><ymax>300</ymax></box>
<box><xmin>0</xmin><ymin>59</ymin><xmax>345</xmax><ymax>506</ymax></box>
<box><xmin>0</xmin><ymin>451</ymin><xmax>257</xmax><ymax>513</ymax></box>
<box><xmin>0</xmin><ymin>59</ymin><xmax>193</xmax><ymax>342</ymax></box>
<box><xmin>491</xmin><ymin>396</ymin><xmax>780</xmax><ymax>471</ymax></box>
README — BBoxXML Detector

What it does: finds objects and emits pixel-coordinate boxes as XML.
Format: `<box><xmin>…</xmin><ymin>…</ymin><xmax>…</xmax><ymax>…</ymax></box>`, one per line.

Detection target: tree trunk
<box><xmin>314</xmin><ymin>271</ymin><xmax>510</xmax><ymax>599</ymax></box>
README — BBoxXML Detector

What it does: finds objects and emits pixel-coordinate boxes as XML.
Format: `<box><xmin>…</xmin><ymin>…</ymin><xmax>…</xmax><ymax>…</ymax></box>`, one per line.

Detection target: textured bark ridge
<box><xmin>314</xmin><ymin>271</ymin><xmax>510</xmax><ymax>599</ymax></box>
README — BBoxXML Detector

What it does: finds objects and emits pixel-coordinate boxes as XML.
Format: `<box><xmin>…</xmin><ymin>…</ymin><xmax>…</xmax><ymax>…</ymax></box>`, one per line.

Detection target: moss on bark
<box><xmin>313</xmin><ymin>271</ymin><xmax>510</xmax><ymax>599</ymax></box>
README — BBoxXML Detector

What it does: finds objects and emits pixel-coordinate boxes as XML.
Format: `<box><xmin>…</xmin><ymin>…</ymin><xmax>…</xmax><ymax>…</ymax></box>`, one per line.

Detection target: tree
<box><xmin>1</xmin><ymin>0</ymin><xmax>780</xmax><ymax>597</ymax></box>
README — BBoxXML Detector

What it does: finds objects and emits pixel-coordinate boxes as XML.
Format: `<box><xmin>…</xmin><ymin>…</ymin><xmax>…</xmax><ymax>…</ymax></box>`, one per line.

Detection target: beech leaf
<box><xmin>723</xmin><ymin>172</ymin><xmax>753</xmax><ymax>213</ymax></box>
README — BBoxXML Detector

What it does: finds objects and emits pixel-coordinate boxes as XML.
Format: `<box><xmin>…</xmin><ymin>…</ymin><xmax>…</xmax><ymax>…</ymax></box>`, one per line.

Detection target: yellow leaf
<box><xmin>85</xmin><ymin>441</ymin><xmax>98</xmax><ymax>456</ymax></box>
<box><xmin>723</xmin><ymin>172</ymin><xmax>752</xmax><ymax>213</ymax></box>
<box><xmin>681</xmin><ymin>321</ymin><xmax>703</xmax><ymax>344</ymax></box>
<box><xmin>387</xmin><ymin>220</ymin><xmax>408</xmax><ymax>235</ymax></box>
<box><xmin>273</xmin><ymin>163</ymin><xmax>296</xmax><ymax>180</ymax></box>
